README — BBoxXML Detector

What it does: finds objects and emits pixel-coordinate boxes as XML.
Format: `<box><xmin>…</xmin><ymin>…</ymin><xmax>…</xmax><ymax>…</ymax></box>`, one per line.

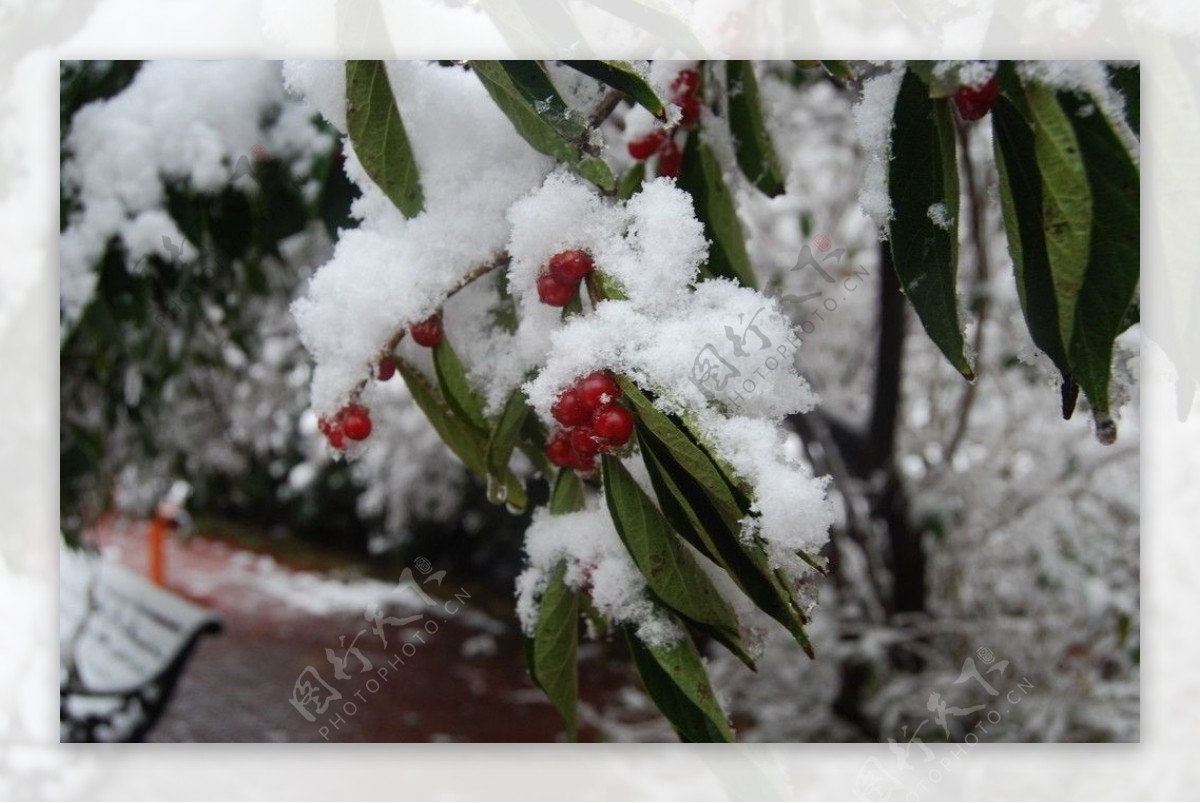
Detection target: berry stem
<box><xmin>344</xmin><ymin>251</ymin><xmax>512</xmax><ymax>406</ymax></box>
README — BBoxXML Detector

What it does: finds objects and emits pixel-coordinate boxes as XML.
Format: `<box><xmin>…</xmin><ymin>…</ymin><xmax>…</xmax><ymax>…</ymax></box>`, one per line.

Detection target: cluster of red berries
<box><xmin>626</xmin><ymin>69</ymin><xmax>701</xmax><ymax>179</ymax></box>
<box><xmin>953</xmin><ymin>77</ymin><xmax>999</xmax><ymax>122</ymax></box>
<box><xmin>536</xmin><ymin>249</ymin><xmax>596</xmax><ymax>307</ymax></box>
<box><xmin>318</xmin><ymin>404</ymin><xmax>372</xmax><ymax>450</ymax></box>
<box><xmin>544</xmin><ymin>371</ymin><xmax>634</xmax><ymax>472</ymax></box>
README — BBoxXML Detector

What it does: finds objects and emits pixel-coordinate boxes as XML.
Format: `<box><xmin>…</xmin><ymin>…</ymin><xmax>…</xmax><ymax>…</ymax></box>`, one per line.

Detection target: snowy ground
<box><xmin>74</xmin><ymin>519</ymin><xmax>640</xmax><ymax>742</ymax></box>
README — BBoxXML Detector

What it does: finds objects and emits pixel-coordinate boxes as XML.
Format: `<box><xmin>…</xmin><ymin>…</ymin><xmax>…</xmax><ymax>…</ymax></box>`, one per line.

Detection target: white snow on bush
<box><xmin>504</xmin><ymin>173</ymin><xmax>833</xmax><ymax>580</ymax></box>
<box><xmin>290</xmin><ymin>61</ymin><xmax>555</xmax><ymax>416</ymax></box>
<box><xmin>927</xmin><ymin>201</ymin><xmax>954</xmax><ymax>230</ymax></box>
<box><xmin>933</xmin><ymin>60</ymin><xmax>998</xmax><ymax>89</ymax></box>
<box><xmin>515</xmin><ymin>505</ymin><xmax>682</xmax><ymax>647</ymax></box>
<box><xmin>699</xmin><ymin>411</ymin><xmax>834</xmax><ymax>572</ymax></box>
<box><xmin>60</xmin><ymin>61</ymin><xmax>332</xmax><ymax>333</ymax></box>
<box><xmin>852</xmin><ymin>66</ymin><xmax>904</xmax><ymax>228</ymax></box>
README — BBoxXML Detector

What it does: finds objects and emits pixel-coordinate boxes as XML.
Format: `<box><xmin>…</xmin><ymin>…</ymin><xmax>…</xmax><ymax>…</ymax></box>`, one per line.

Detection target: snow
<box><xmin>60</xmin><ymin>61</ymin><xmax>332</xmax><ymax>334</ymax></box>
<box><xmin>515</xmin><ymin>505</ymin><xmax>683</xmax><ymax>648</ymax></box>
<box><xmin>852</xmin><ymin>66</ymin><xmax>905</xmax><ymax>227</ymax></box>
<box><xmin>933</xmin><ymin>60</ymin><xmax>998</xmax><ymax>88</ymax></box>
<box><xmin>289</xmin><ymin>61</ymin><xmax>555</xmax><ymax>416</ymax></box>
<box><xmin>698</xmin><ymin>411</ymin><xmax>834</xmax><ymax>571</ymax></box>
<box><xmin>927</xmin><ymin>201</ymin><xmax>954</xmax><ymax>230</ymax></box>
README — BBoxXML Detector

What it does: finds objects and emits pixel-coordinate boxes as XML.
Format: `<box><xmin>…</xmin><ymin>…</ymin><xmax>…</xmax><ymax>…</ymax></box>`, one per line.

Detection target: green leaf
<box><xmin>602</xmin><ymin>455</ymin><xmax>742</xmax><ymax>648</ymax></box>
<box><xmin>1059</xmin><ymin>90</ymin><xmax>1139</xmax><ymax>420</ymax></box>
<box><xmin>1024</xmin><ymin>81</ymin><xmax>1092</xmax><ymax>354</ymax></box>
<box><xmin>470</xmin><ymin>60</ymin><xmax>615</xmax><ymax>192</ymax></box>
<box><xmin>396</xmin><ymin>358</ymin><xmax>487</xmax><ymax>475</ymax></box>
<box><xmin>563</xmin><ymin>60</ymin><xmax>667</xmax><ymax>119</ymax></box>
<box><xmin>432</xmin><ymin>338</ymin><xmax>489</xmax><ymax>433</ymax></box>
<box><xmin>887</xmin><ymin>69</ymin><xmax>973</xmax><ymax>379</ymax></box>
<box><xmin>533</xmin><ymin>562</ymin><xmax>579</xmax><ymax>741</ymax></box>
<box><xmin>549</xmin><ymin>467</ymin><xmax>586</xmax><ymax>514</ymax></box>
<box><xmin>396</xmin><ymin>358</ymin><xmax>527</xmax><ymax>508</ymax></box>
<box><xmin>726</xmin><ymin>61</ymin><xmax>785</xmax><ymax>197</ymax></box>
<box><xmin>615</xmin><ymin>377</ymin><xmax>746</xmax><ymax>528</ymax></box>
<box><xmin>486</xmin><ymin>388</ymin><xmax>529</xmax><ymax>479</ymax></box>
<box><xmin>345</xmin><ymin>60</ymin><xmax>424</xmax><ymax>217</ymax></box>
<box><xmin>992</xmin><ymin>94</ymin><xmax>1075</xmax><ymax>403</ymax></box>
<box><xmin>625</xmin><ymin>628</ymin><xmax>733</xmax><ymax>742</ymax></box>
<box><xmin>637</xmin><ymin>432</ymin><xmax>814</xmax><ymax>657</ymax></box>
<box><xmin>677</xmin><ymin>133</ymin><xmax>758</xmax><ymax>289</ymax></box>
<box><xmin>617</xmin><ymin>160</ymin><xmax>646</xmax><ymax>201</ymax></box>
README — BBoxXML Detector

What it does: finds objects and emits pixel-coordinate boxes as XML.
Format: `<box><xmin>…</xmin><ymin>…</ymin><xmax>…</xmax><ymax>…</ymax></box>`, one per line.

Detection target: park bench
<box><xmin>60</xmin><ymin>559</ymin><xmax>221</xmax><ymax>742</ymax></box>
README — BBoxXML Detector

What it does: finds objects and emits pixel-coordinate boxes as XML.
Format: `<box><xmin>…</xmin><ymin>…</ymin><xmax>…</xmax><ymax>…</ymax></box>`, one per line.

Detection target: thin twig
<box><xmin>942</xmin><ymin>118</ymin><xmax>992</xmax><ymax>467</ymax></box>
<box><xmin>342</xmin><ymin>251</ymin><xmax>511</xmax><ymax>404</ymax></box>
<box><xmin>588</xmin><ymin>88</ymin><xmax>626</xmax><ymax>129</ymax></box>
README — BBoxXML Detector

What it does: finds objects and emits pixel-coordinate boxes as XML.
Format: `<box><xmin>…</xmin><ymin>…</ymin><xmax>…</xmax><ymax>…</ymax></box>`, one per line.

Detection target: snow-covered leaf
<box><xmin>638</xmin><ymin>431</ymin><xmax>813</xmax><ymax>658</ymax></box>
<box><xmin>601</xmin><ymin>455</ymin><xmax>742</xmax><ymax>649</ymax></box>
<box><xmin>345</xmin><ymin>60</ymin><xmax>424</xmax><ymax>218</ymax></box>
<box><xmin>726</xmin><ymin>61</ymin><xmax>785</xmax><ymax>197</ymax></box>
<box><xmin>616</xmin><ymin>377</ymin><xmax>745</xmax><ymax>528</ymax></box>
<box><xmin>470</xmin><ymin>60</ymin><xmax>615</xmax><ymax>192</ymax></box>
<box><xmin>887</xmin><ymin>69</ymin><xmax>973</xmax><ymax>379</ymax></box>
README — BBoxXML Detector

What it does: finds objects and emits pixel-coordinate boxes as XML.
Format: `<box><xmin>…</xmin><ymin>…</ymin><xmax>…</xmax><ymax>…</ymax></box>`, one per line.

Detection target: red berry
<box><xmin>548</xmin><ymin>249</ymin><xmax>595</xmax><ymax>284</ymax></box>
<box><xmin>552</xmin><ymin>388</ymin><xmax>590</xmax><ymax>427</ymax></box>
<box><xmin>327</xmin><ymin>425</ymin><xmax>346</xmax><ymax>450</ymax></box>
<box><xmin>657</xmin><ymin>139</ymin><xmax>682</xmax><ymax>178</ymax></box>
<box><xmin>410</xmin><ymin>314</ymin><xmax>444</xmax><ymax>348</ymax></box>
<box><xmin>628</xmin><ymin>130</ymin><xmax>667</xmax><ymax>160</ymax></box>
<box><xmin>570</xmin><ymin>451</ymin><xmax>597</xmax><ymax>472</ymax></box>
<box><xmin>671</xmin><ymin>69</ymin><xmax>701</xmax><ymax>97</ymax></box>
<box><xmin>954</xmin><ymin>78</ymin><xmax>999</xmax><ymax>122</ymax></box>
<box><xmin>536</xmin><ymin>272</ymin><xmax>577</xmax><ymax>307</ymax></box>
<box><xmin>676</xmin><ymin>94</ymin><xmax>702</xmax><ymax>127</ymax></box>
<box><xmin>377</xmin><ymin>356</ymin><xmax>396</xmax><ymax>381</ymax></box>
<box><xmin>320</xmin><ymin>417</ymin><xmax>346</xmax><ymax>449</ymax></box>
<box><xmin>578</xmin><ymin>371</ymin><xmax>622</xmax><ymax>410</ymax></box>
<box><xmin>545</xmin><ymin>430</ymin><xmax>573</xmax><ymax>468</ymax></box>
<box><xmin>569</xmin><ymin>426</ymin><xmax>600</xmax><ymax>458</ymax></box>
<box><xmin>592</xmin><ymin>404</ymin><xmax>634</xmax><ymax>447</ymax></box>
<box><xmin>341</xmin><ymin>404</ymin><xmax>372</xmax><ymax>441</ymax></box>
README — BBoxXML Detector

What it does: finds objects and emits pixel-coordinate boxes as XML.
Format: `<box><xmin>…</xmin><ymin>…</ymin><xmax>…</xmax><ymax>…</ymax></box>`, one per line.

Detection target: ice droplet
<box><xmin>486</xmin><ymin>475</ymin><xmax>508</xmax><ymax>505</ymax></box>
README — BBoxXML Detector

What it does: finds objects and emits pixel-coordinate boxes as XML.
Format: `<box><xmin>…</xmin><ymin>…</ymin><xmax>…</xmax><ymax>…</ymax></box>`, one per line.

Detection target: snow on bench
<box><xmin>60</xmin><ymin>555</ymin><xmax>221</xmax><ymax>742</ymax></box>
